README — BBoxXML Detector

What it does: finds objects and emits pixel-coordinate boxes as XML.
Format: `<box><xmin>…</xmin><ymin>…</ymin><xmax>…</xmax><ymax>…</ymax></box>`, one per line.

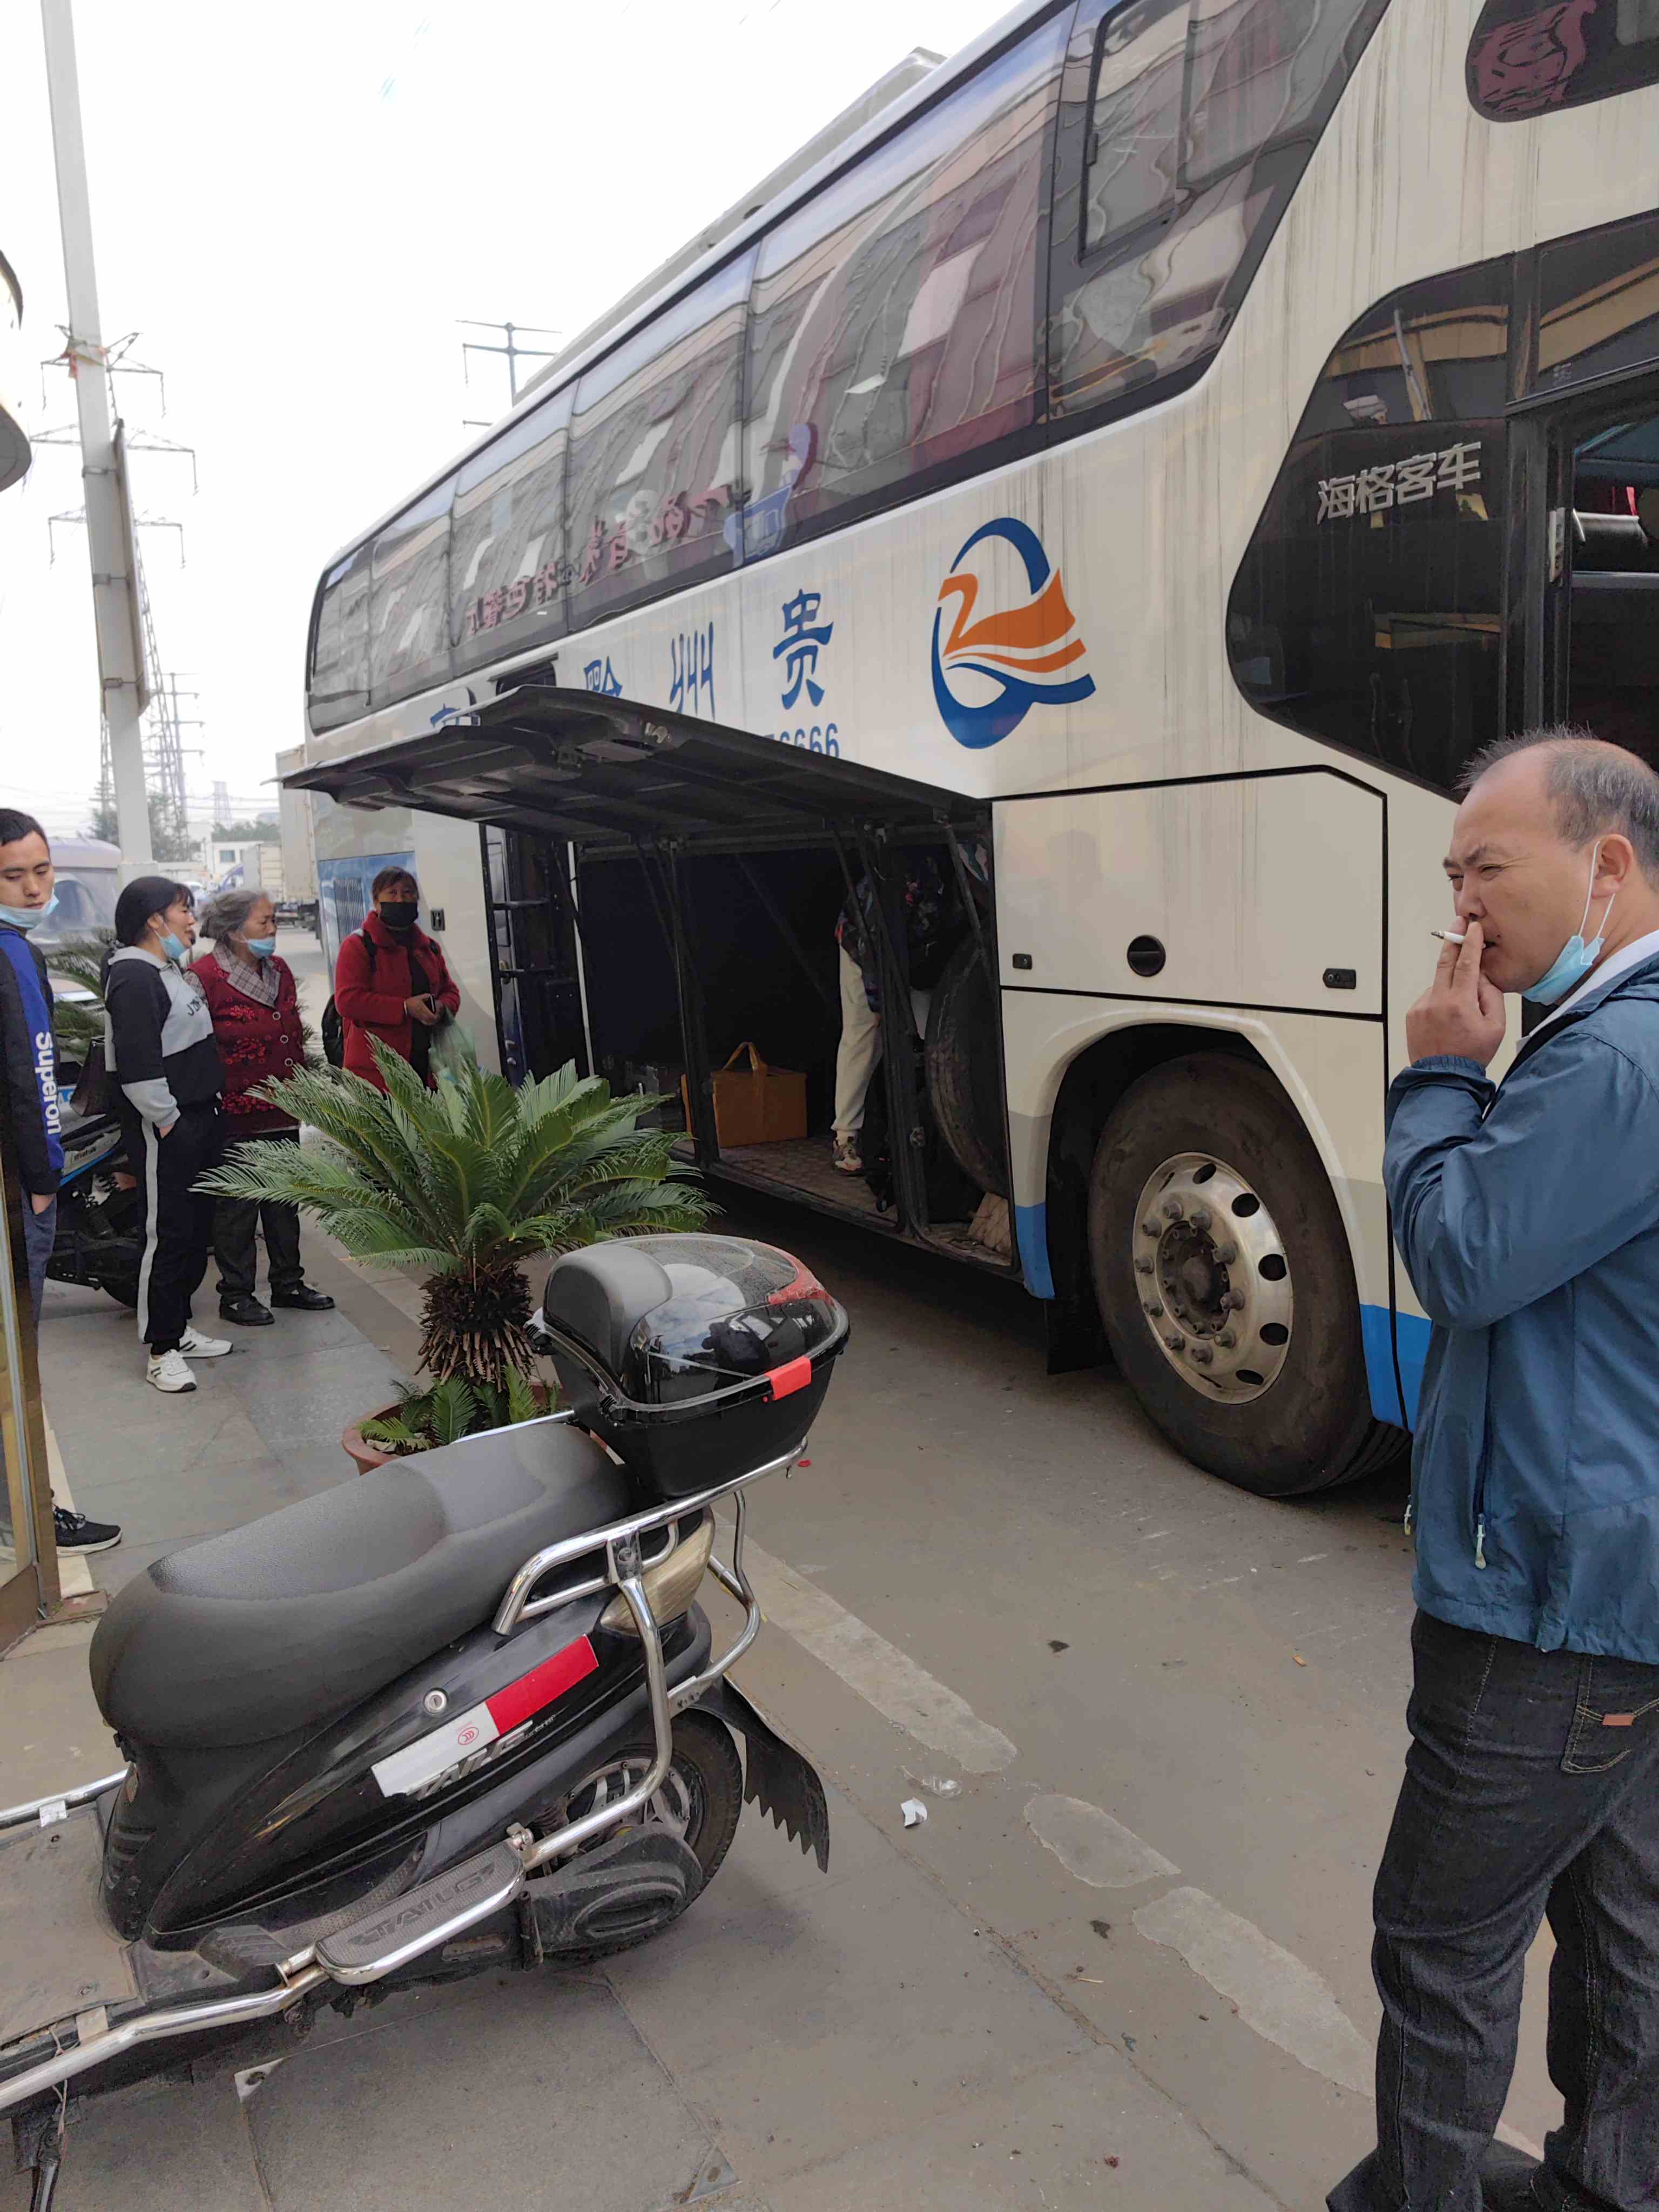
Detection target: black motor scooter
<box><xmin>46</xmin><ymin>1102</ymin><xmax>143</xmax><ymax>1308</ymax></box>
<box><xmin>0</xmin><ymin>1234</ymin><xmax>844</xmax><ymax>2208</ymax></box>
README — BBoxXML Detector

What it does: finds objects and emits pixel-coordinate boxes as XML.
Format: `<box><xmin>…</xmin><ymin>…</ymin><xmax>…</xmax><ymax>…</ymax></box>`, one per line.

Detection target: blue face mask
<box><xmin>2</xmin><ymin>893</ymin><xmax>58</xmax><ymax>933</ymax></box>
<box><xmin>245</xmin><ymin>936</ymin><xmax>276</xmax><ymax>959</ymax></box>
<box><xmin>1522</xmin><ymin>843</ymin><xmax>1616</xmax><ymax>1005</ymax></box>
<box><xmin>159</xmin><ymin>930</ymin><xmax>189</xmax><ymax>965</ymax></box>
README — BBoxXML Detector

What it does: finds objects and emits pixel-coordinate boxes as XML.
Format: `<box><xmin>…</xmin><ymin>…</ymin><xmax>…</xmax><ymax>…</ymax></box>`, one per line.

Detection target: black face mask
<box><xmin>380</xmin><ymin>902</ymin><xmax>419</xmax><ymax>933</ymax></box>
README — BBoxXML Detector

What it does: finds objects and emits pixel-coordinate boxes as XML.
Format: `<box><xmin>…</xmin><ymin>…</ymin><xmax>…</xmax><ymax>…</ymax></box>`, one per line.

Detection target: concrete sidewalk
<box><xmin>0</xmin><ymin>1249</ymin><xmax>1289</xmax><ymax>2210</ymax></box>
<box><xmin>36</xmin><ymin>1266</ymin><xmax>401</xmax><ymax>1595</ymax></box>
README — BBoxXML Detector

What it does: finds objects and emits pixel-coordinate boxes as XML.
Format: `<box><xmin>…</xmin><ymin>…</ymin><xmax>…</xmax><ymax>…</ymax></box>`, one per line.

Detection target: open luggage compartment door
<box><xmin>282</xmin><ymin>683</ymin><xmax>975</xmax><ymax>853</ymax></box>
<box><xmin>285</xmin><ymin>684</ymin><xmax>1010</xmax><ymax>1263</ymax></box>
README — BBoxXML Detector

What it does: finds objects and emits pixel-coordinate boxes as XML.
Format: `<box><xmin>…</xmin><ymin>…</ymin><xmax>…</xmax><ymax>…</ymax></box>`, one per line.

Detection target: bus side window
<box><xmin>565</xmin><ymin>255</ymin><xmax>753</xmax><ymax>632</ymax></box>
<box><xmin>1468</xmin><ymin>0</ymin><xmax>1659</xmax><ymax>119</ymax></box>
<box><xmin>741</xmin><ymin>13</ymin><xmax>1064</xmax><ymax>554</ymax></box>
<box><xmin>1226</xmin><ymin>258</ymin><xmax>1511</xmax><ymax>795</ymax></box>
<box><xmin>451</xmin><ymin>386</ymin><xmax>574</xmax><ymax>672</ymax></box>
<box><xmin>369</xmin><ymin>477</ymin><xmax>456</xmax><ymax>706</ymax></box>
<box><xmin>308</xmin><ymin>544</ymin><xmax>371</xmax><ymax>731</ymax></box>
<box><xmin>1051</xmin><ymin>0</ymin><xmax>1392</xmax><ymax>421</ymax></box>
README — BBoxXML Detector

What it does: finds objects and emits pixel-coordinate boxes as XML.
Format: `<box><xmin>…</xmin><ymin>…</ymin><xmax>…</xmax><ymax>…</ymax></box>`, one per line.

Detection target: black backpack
<box><xmin>321</xmin><ymin>930</ymin><xmax>375</xmax><ymax>1068</ymax></box>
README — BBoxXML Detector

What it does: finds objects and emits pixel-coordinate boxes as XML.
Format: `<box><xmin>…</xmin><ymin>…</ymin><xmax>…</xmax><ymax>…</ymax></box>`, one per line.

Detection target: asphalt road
<box><xmin>249</xmin><ymin>933</ymin><xmax>1563</xmax><ymax>2209</ymax></box>
<box><xmin>659</xmin><ymin>1176</ymin><xmax>1557</xmax><ymax>2201</ymax></box>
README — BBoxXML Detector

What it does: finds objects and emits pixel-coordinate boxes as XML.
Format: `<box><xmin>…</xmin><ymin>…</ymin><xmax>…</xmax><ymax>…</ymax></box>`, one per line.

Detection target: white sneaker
<box><xmin>147</xmin><ymin>1349</ymin><xmax>197</xmax><ymax>1394</ymax></box>
<box><xmin>177</xmin><ymin>1326</ymin><xmax>232</xmax><ymax>1359</ymax></box>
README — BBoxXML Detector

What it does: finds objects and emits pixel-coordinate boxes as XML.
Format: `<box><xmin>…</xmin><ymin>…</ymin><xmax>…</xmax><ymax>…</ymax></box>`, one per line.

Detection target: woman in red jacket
<box><xmin>333</xmin><ymin>867</ymin><xmax>460</xmax><ymax>1091</ymax></box>
<box><xmin>193</xmin><ymin>887</ymin><xmax>335</xmax><ymax>1328</ymax></box>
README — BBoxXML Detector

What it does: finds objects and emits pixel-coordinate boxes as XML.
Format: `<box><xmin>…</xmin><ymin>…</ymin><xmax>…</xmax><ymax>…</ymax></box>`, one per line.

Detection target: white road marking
<box><xmin>1134</xmin><ymin>1886</ymin><xmax>1374</xmax><ymax>2095</ymax></box>
<box><xmin>743</xmin><ymin>1541</ymin><xmax>1017</xmax><ymax>1773</ymax></box>
<box><xmin>1024</xmin><ymin>1795</ymin><xmax>1179</xmax><ymax>1888</ymax></box>
<box><xmin>745</xmin><ymin>1542</ymin><xmax>1549</xmax><ymax>2156</ymax></box>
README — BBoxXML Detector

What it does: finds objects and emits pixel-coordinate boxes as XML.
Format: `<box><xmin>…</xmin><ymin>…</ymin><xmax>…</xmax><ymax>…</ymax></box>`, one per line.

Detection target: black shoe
<box><xmin>219</xmin><ymin>1294</ymin><xmax>274</xmax><ymax>1326</ymax></box>
<box><xmin>53</xmin><ymin>1506</ymin><xmax>122</xmax><ymax>1555</ymax></box>
<box><xmin>269</xmin><ymin>1284</ymin><xmax>335</xmax><ymax>1311</ymax></box>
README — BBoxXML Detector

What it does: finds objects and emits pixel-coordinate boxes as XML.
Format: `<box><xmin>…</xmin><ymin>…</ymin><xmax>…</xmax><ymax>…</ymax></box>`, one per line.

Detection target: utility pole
<box><xmin>40</xmin><ymin>0</ymin><xmax>151</xmax><ymax>880</ymax></box>
<box><xmin>458</xmin><ymin>320</ymin><xmax>561</xmax><ymax>428</ymax></box>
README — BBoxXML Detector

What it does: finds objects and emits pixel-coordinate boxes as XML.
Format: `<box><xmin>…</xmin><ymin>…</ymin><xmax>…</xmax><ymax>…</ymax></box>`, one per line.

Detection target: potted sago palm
<box><xmin>196</xmin><ymin>1039</ymin><xmax>713</xmax><ymax>1466</ymax></box>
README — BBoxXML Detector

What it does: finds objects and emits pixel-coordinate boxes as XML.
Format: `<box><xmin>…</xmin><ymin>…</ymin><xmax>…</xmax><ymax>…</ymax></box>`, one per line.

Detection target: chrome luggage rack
<box><xmin>496</xmin><ymin>1440</ymin><xmax>798</xmax><ymax>1871</ymax></box>
<box><xmin>0</xmin><ymin>1440</ymin><xmax>801</xmax><ymax>2116</ymax></box>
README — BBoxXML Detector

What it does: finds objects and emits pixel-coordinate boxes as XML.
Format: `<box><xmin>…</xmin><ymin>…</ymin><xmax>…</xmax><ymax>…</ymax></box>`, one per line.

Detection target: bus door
<box><xmin>1508</xmin><ymin>215</ymin><xmax>1659</xmax><ymax>756</ymax></box>
<box><xmin>481</xmin><ymin>825</ymin><xmax>589</xmax><ymax>1088</ymax></box>
<box><xmin>281</xmin><ymin>684</ymin><xmax>1012</xmax><ymax>1267</ymax></box>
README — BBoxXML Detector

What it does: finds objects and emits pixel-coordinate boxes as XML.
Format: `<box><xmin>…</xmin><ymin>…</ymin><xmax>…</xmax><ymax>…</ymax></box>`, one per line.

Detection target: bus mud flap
<box><xmin>690</xmin><ymin>1679</ymin><xmax>831</xmax><ymax>1871</ymax></box>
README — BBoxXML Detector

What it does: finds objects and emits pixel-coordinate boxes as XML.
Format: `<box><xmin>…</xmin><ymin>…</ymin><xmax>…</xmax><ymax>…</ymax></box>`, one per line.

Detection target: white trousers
<box><xmin>832</xmin><ymin>946</ymin><xmax>930</xmax><ymax>1140</ymax></box>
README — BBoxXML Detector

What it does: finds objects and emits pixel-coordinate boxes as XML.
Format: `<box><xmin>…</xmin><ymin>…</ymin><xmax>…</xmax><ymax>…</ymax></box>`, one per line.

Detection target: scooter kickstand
<box><xmin>29</xmin><ymin>2139</ymin><xmax>61</xmax><ymax>2212</ymax></box>
<box><xmin>16</xmin><ymin>2106</ymin><xmax>64</xmax><ymax>2212</ymax></box>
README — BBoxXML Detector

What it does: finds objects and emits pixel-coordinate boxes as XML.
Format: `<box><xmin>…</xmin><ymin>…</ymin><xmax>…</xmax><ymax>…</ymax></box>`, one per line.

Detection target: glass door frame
<box><xmin>0</xmin><ymin>1117</ymin><xmax>59</xmax><ymax>1644</ymax></box>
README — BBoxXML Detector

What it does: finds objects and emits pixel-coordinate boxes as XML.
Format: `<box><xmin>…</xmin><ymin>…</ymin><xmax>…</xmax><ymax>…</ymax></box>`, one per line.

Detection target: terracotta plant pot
<box><xmin>342</xmin><ymin>1382</ymin><xmax>552</xmax><ymax>1474</ymax></box>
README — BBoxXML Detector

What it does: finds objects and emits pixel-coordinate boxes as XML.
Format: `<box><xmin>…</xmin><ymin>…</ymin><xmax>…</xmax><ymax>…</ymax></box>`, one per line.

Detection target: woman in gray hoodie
<box><xmin>103</xmin><ymin>878</ymin><xmax>233</xmax><ymax>1394</ymax></box>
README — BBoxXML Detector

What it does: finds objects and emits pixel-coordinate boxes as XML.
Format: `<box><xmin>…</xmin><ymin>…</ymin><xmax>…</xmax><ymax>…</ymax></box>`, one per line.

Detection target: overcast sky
<box><xmin>1</xmin><ymin>0</ymin><xmax>1007</xmax><ymax>838</ymax></box>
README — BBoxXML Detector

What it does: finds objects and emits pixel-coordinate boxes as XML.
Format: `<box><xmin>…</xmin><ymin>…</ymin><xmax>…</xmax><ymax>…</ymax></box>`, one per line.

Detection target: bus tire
<box><xmin>925</xmin><ymin>937</ymin><xmax>1009</xmax><ymax>1198</ymax></box>
<box><xmin>1086</xmin><ymin>1053</ymin><xmax>1399</xmax><ymax>1498</ymax></box>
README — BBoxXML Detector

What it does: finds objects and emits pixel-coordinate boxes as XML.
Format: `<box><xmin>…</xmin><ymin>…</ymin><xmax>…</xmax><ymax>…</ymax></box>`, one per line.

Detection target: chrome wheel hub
<box><xmin>554</xmin><ymin>1757</ymin><xmax>699</xmax><ymax>1851</ymax></box>
<box><xmin>1131</xmin><ymin>1151</ymin><xmax>1293</xmax><ymax>1403</ymax></box>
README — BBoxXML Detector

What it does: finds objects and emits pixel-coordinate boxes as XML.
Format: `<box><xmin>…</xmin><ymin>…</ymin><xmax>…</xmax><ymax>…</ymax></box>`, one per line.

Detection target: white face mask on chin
<box><xmin>1</xmin><ymin>894</ymin><xmax>58</xmax><ymax>932</ymax></box>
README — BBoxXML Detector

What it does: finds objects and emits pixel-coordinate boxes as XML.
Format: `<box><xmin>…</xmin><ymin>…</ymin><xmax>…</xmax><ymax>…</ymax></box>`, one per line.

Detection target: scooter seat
<box><xmin>90</xmin><ymin>1420</ymin><xmax>632</xmax><ymax>1751</ymax></box>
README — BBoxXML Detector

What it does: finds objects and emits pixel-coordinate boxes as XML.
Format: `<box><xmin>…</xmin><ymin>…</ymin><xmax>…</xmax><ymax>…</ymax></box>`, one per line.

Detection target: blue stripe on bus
<box><xmin>1014</xmin><ymin>1202</ymin><xmax>1055</xmax><ymax>1299</ymax></box>
<box><xmin>1360</xmin><ymin>1304</ymin><xmax>1432</xmax><ymax>1429</ymax></box>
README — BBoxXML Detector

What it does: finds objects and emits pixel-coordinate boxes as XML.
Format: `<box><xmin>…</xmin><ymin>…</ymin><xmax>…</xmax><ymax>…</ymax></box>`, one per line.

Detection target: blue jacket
<box><xmin>0</xmin><ymin>921</ymin><xmax>63</xmax><ymax>1198</ymax></box>
<box><xmin>1385</xmin><ymin>951</ymin><xmax>1659</xmax><ymax>1664</ymax></box>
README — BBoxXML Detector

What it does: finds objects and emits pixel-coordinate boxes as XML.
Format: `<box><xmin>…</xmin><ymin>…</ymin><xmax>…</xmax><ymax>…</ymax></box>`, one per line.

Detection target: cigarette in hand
<box><xmin>1432</xmin><ymin>929</ymin><xmax>1467</xmax><ymax>944</ymax></box>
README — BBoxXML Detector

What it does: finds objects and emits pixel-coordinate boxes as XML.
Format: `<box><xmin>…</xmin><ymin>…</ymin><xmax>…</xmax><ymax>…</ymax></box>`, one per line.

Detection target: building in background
<box><xmin>0</xmin><ymin>249</ymin><xmax>30</xmax><ymax>494</ymax></box>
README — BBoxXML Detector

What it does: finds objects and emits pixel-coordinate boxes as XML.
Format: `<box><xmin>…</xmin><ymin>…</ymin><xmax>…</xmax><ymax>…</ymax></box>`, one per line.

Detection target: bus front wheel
<box><xmin>1087</xmin><ymin>1054</ymin><xmax>1399</xmax><ymax>1498</ymax></box>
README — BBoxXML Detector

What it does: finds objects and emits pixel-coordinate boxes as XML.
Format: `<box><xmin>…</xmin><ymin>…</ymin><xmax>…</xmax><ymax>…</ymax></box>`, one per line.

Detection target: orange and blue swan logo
<box><xmin>931</xmin><ymin>518</ymin><xmax>1094</xmax><ymax>750</ymax></box>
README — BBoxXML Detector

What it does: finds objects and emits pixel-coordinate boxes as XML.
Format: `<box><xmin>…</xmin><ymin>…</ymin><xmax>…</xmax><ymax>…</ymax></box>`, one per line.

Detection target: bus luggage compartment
<box><xmin>282</xmin><ymin>682</ymin><xmax>1014</xmax><ymax>1271</ymax></box>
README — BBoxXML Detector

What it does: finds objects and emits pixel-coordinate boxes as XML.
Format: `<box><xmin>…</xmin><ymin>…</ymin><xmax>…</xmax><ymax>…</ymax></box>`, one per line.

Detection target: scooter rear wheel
<box><xmin>540</xmin><ymin>1712</ymin><xmax>743</xmax><ymax>1960</ymax></box>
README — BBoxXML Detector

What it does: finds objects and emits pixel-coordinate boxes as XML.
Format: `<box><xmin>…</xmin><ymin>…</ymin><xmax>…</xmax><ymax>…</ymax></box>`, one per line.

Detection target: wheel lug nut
<box><xmin>1217</xmin><ymin>1330</ymin><xmax>1237</xmax><ymax>1349</ymax></box>
<box><xmin>1164</xmin><ymin>1333</ymin><xmax>1185</xmax><ymax>1351</ymax></box>
<box><xmin>1225</xmin><ymin>1290</ymin><xmax>1246</xmax><ymax>1311</ymax></box>
<box><xmin>1141</xmin><ymin>1219</ymin><xmax>1161</xmax><ymax>1237</ymax></box>
<box><xmin>1135</xmin><ymin>1258</ymin><xmax>1154</xmax><ymax>1276</ymax></box>
<box><xmin>1163</xmin><ymin>1198</ymin><xmax>1183</xmax><ymax>1220</ymax></box>
<box><xmin>1216</xmin><ymin>1243</ymin><xmax>1237</xmax><ymax>1265</ymax></box>
<box><xmin>1190</xmin><ymin>1205</ymin><xmax>1212</xmax><ymax>1231</ymax></box>
<box><xmin>1190</xmin><ymin>1346</ymin><xmax>1213</xmax><ymax>1365</ymax></box>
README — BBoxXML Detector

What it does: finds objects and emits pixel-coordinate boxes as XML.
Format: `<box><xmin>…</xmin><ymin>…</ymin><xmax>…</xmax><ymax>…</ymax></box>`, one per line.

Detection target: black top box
<box><xmin>536</xmin><ymin>1235</ymin><xmax>848</xmax><ymax>1499</ymax></box>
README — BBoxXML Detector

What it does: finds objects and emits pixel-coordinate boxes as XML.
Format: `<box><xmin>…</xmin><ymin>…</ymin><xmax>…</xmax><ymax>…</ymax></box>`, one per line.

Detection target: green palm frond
<box><xmin>47</xmin><ymin>932</ymin><xmax>114</xmax><ymax>1065</ymax></box>
<box><xmin>503</xmin><ymin>1365</ymin><xmax>540</xmax><ymax>1426</ymax></box>
<box><xmin>359</xmin><ymin>1414</ymin><xmax>426</xmax><ymax>1452</ymax></box>
<box><xmin>194</xmin><ymin>1041</ymin><xmax>713</xmax><ymax>1421</ymax></box>
<box><xmin>45</xmin><ymin>934</ymin><xmax>112</xmax><ymax>1001</ymax></box>
<box><xmin>427</xmin><ymin>1378</ymin><xmax>477</xmax><ymax>1447</ymax></box>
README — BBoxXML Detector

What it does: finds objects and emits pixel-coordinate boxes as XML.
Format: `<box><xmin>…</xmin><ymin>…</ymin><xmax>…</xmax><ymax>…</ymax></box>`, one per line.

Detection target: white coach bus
<box><xmin>286</xmin><ymin>0</ymin><xmax>1659</xmax><ymax>1498</ymax></box>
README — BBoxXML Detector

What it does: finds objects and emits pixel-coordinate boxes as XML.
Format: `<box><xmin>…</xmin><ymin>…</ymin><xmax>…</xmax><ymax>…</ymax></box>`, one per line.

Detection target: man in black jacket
<box><xmin>0</xmin><ymin>811</ymin><xmax>120</xmax><ymax>1553</ymax></box>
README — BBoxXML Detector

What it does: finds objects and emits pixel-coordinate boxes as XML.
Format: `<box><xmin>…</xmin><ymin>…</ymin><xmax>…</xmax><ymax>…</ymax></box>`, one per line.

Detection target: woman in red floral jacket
<box><xmin>192</xmin><ymin>888</ymin><xmax>335</xmax><ymax>1328</ymax></box>
<box><xmin>332</xmin><ymin>867</ymin><xmax>461</xmax><ymax>1090</ymax></box>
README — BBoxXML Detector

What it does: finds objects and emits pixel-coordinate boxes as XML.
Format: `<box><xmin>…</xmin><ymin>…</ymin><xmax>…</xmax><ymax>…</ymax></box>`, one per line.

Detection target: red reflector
<box><xmin>485</xmin><ymin>1637</ymin><xmax>599</xmax><ymax>1733</ymax></box>
<box><xmin>768</xmin><ymin>1354</ymin><xmax>813</xmax><ymax>1400</ymax></box>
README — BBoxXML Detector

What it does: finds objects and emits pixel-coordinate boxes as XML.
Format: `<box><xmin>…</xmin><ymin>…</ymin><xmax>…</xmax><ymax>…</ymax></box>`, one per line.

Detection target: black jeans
<box><xmin>214</xmin><ymin>1130</ymin><xmax>304</xmax><ymax>1298</ymax></box>
<box><xmin>125</xmin><ymin>1100</ymin><xmax>222</xmax><ymax>1354</ymax></box>
<box><xmin>1331</xmin><ymin>1611</ymin><xmax>1659</xmax><ymax>2212</ymax></box>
